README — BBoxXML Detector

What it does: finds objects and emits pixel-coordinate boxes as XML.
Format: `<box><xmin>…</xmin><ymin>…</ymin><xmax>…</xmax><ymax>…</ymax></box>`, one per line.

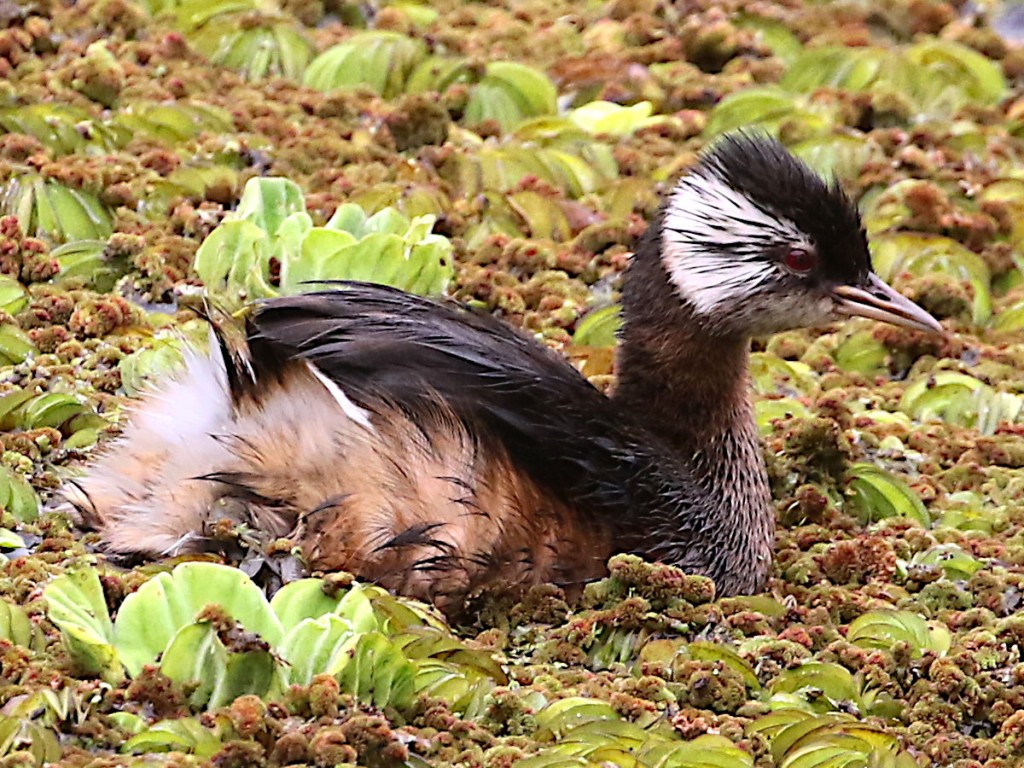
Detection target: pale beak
<box><xmin>832</xmin><ymin>273</ymin><xmax>944</xmax><ymax>334</ymax></box>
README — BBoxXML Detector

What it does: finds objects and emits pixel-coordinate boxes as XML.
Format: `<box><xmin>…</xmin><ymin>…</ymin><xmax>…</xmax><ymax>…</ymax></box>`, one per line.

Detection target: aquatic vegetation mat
<box><xmin>3</xmin><ymin>0</ymin><xmax>1024</xmax><ymax>765</ymax></box>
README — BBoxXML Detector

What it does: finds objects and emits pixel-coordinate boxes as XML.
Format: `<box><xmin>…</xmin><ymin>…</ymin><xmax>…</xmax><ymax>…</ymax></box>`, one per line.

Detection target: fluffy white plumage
<box><xmin>659</xmin><ymin>169</ymin><xmax>812</xmax><ymax>315</ymax></box>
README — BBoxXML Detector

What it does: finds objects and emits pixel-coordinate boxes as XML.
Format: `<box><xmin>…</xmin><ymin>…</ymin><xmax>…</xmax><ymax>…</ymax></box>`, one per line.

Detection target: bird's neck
<box><xmin>615</xmin><ymin>220</ymin><xmax>757</xmax><ymax>462</ymax></box>
<box><xmin>611</xmin><ymin>217</ymin><xmax>774</xmax><ymax>593</ymax></box>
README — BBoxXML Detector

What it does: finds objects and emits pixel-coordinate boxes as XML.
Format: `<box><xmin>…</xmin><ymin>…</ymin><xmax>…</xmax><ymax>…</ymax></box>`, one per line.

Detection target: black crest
<box><xmin>698</xmin><ymin>133</ymin><xmax>871</xmax><ymax>285</ymax></box>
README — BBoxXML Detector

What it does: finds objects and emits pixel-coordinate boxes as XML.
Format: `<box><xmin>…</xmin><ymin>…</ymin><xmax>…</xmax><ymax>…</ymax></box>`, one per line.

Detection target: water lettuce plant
<box><xmin>704</xmin><ymin>39</ymin><xmax>1007</xmax><ymax>139</ymax></box>
<box><xmin>193</xmin><ymin>176</ymin><xmax>454</xmax><ymax>307</ymax></box>
<box><xmin>44</xmin><ymin>561</ymin><xmax>505</xmax><ymax>711</ymax></box>
<box><xmin>306</xmin><ymin>34</ymin><xmax>558</xmax><ymax>132</ymax></box>
<box><xmin>0</xmin><ymin>175</ymin><xmax>113</xmax><ymax>244</ymax></box>
<box><xmin>567</xmin><ymin>101</ymin><xmax>668</xmax><ymax>136</ymax></box>
<box><xmin>304</xmin><ymin>31</ymin><xmax>428</xmax><ymax>98</ymax></box>
<box><xmin>845</xmin><ymin>463</ymin><xmax>930</xmax><ymax>527</ymax></box>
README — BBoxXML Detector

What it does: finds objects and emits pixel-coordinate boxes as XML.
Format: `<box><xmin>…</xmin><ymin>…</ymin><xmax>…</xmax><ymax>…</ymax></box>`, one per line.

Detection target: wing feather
<box><xmin>252</xmin><ymin>282</ymin><xmax>702</xmax><ymax>528</ymax></box>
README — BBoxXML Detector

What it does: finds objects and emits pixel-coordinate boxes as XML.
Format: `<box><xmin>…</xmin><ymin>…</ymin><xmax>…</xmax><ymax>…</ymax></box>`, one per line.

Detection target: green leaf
<box><xmin>845</xmin><ymin>463</ymin><xmax>930</xmax><ymax>527</ymax></box>
<box><xmin>325</xmin><ymin>202</ymin><xmax>369</xmax><ymax>235</ymax></box>
<box><xmin>0</xmin><ymin>324</ymin><xmax>37</xmax><ymax>366</ymax></box>
<box><xmin>0</xmin><ymin>275</ymin><xmax>28</xmax><ymax>314</ymax></box>
<box><xmin>909</xmin><ymin>544</ymin><xmax>984</xmax><ymax>581</ymax></box>
<box><xmin>43</xmin><ymin>566</ymin><xmax>122</xmax><ymax>681</ymax></box>
<box><xmin>112</xmin><ymin>561</ymin><xmax>283</xmax><ymax>677</ymax></box>
<box><xmin>192</xmin><ymin>219</ymin><xmax>274</xmax><ymax>306</ymax></box>
<box><xmin>906</xmin><ymin>39</ymin><xmax>1007</xmax><ymax>108</ymax></box>
<box><xmin>568</xmin><ymin>101</ymin><xmax>667</xmax><ymax>136</ymax></box>
<box><xmin>197</xmin><ymin>187</ymin><xmax>454</xmax><ymax>304</ymax></box>
<box><xmin>303</xmin><ymin>31</ymin><xmax>427</xmax><ymax>97</ymax></box>
<box><xmin>572</xmin><ymin>305</ymin><xmax>622</xmax><ymax>348</ymax></box>
<box><xmin>159</xmin><ymin>622</ymin><xmax>224</xmax><ymax>707</ymax></box>
<box><xmin>870</xmin><ymin>232</ymin><xmax>991</xmax><ymax>326</ymax></box>
<box><xmin>51</xmin><ymin>240</ymin><xmax>127</xmax><ymax>292</ymax></box>
<box><xmin>897</xmin><ymin>370</ymin><xmax>987</xmax><ymax>427</ymax></box>
<box><xmin>704</xmin><ymin>87</ymin><xmax>800</xmax><ymax>138</ymax></box>
<box><xmin>20</xmin><ymin>393</ymin><xmax>85</xmax><ymax>429</ymax></box>
<box><xmin>269</xmin><ymin>578</ymin><xmax>345</xmax><ymax>631</ymax></box>
<box><xmin>533</xmin><ymin>696</ymin><xmax>623</xmax><ymax>740</ymax></box>
<box><xmin>118</xmin><ymin>337</ymin><xmax>189</xmax><ymax>397</ymax></box>
<box><xmin>0</xmin><ymin>465</ymin><xmax>39</xmax><ymax>522</ymax></box>
<box><xmin>688</xmin><ymin>641</ymin><xmax>762</xmax><ymax>693</ymax></box>
<box><xmin>0</xmin><ymin>717</ymin><xmax>62</xmax><ymax>763</ymax></box>
<box><xmin>335</xmin><ymin>582</ymin><xmax>381</xmax><ymax>634</ymax></box>
<box><xmin>464</xmin><ymin>61</ymin><xmax>558</xmax><ymax>131</ymax></box>
<box><xmin>191</xmin><ymin>21</ymin><xmax>314</xmax><ymax>82</ymax></box>
<box><xmin>770</xmin><ymin>663</ymin><xmax>861</xmax><ymax>713</ymax></box>
<box><xmin>123</xmin><ymin>718</ymin><xmax>223</xmax><ymax>758</ymax></box>
<box><xmin>364</xmin><ymin>206</ymin><xmax>410</xmax><ymax>236</ymax></box>
<box><xmin>756</xmin><ymin>398</ymin><xmax>813</xmax><ymax>435</ymax></box>
<box><xmin>335</xmin><ymin>631</ymin><xmax>416</xmax><ymax>710</ymax></box>
<box><xmin>0</xmin><ymin>176</ymin><xmax>113</xmax><ymax>244</ymax></box>
<box><xmin>749</xmin><ymin>353</ymin><xmax>817</xmax><ymax>397</ymax></box>
<box><xmin>407</xmin><ymin>55</ymin><xmax>476</xmax><ymax>94</ymax></box>
<box><xmin>234</xmin><ymin>177</ymin><xmax>307</xmax><ymax>237</ymax></box>
<box><xmin>0</xmin><ymin>599</ymin><xmax>32</xmax><ymax>646</ymax></box>
<box><xmin>833</xmin><ymin>329</ymin><xmax>888</xmax><ymax>376</ymax></box>
<box><xmin>847</xmin><ymin>609</ymin><xmax>951</xmax><ymax>657</ymax></box>
<box><xmin>278</xmin><ymin>614</ymin><xmax>356</xmax><ymax>685</ymax></box>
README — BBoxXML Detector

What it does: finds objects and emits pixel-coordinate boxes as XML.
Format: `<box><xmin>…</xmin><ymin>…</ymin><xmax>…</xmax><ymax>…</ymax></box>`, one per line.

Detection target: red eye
<box><xmin>784</xmin><ymin>248</ymin><xmax>817</xmax><ymax>274</ymax></box>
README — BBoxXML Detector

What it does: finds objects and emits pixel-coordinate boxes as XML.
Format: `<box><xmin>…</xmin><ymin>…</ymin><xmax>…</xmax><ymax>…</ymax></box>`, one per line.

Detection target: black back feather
<box><xmin>251</xmin><ymin>282</ymin><xmax>703</xmax><ymax>531</ymax></box>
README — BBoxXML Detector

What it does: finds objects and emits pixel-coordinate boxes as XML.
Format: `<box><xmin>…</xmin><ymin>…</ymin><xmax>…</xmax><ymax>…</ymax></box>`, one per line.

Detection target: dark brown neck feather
<box><xmin>611</xmin><ymin>216</ymin><xmax>774</xmax><ymax>595</ymax></box>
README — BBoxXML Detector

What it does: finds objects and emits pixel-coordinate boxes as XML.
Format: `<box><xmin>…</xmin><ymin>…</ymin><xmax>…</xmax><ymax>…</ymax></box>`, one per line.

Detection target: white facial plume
<box><xmin>660</xmin><ymin>169</ymin><xmax>813</xmax><ymax>317</ymax></box>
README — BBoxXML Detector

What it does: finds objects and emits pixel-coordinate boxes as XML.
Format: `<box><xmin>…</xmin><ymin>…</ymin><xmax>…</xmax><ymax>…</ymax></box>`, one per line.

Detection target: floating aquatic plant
<box><xmin>845</xmin><ymin>463</ymin><xmax>930</xmax><ymax>527</ymax></box>
<box><xmin>51</xmin><ymin>240</ymin><xmax>131</xmax><ymax>293</ymax></box>
<box><xmin>0</xmin><ymin>275</ymin><xmax>27</xmax><ymax>314</ymax></box>
<box><xmin>0</xmin><ymin>175</ymin><xmax>113</xmax><ymax>244</ymax></box>
<box><xmin>832</xmin><ymin>327</ymin><xmax>889</xmax><ymax>376</ymax></box>
<box><xmin>907</xmin><ymin>544</ymin><xmax>986</xmax><ymax>581</ymax></box>
<box><xmin>189</xmin><ymin>18</ymin><xmax>313</xmax><ymax>81</ymax></box>
<box><xmin>567</xmin><ymin>101</ymin><xmax>669</xmax><ymax>136</ymax></box>
<box><xmin>122</xmin><ymin>717</ymin><xmax>223</xmax><ymax>759</ymax></box>
<box><xmin>0</xmin><ymin>466</ymin><xmax>39</xmax><ymax>522</ymax></box>
<box><xmin>44</xmin><ymin>562</ymin><xmax>505</xmax><ymax>712</ymax></box>
<box><xmin>0</xmin><ymin>104</ymin><xmax>117</xmax><ymax>155</ymax></box>
<box><xmin>747</xmin><ymin>710</ymin><xmax>919</xmax><ymax>768</ymax></box>
<box><xmin>193</xmin><ymin>177</ymin><xmax>454</xmax><ymax>308</ymax></box>
<box><xmin>895</xmin><ymin>370</ymin><xmax>1024</xmax><ymax>433</ymax></box>
<box><xmin>525</xmin><ymin>703</ymin><xmax>753</xmax><ymax>768</ymax></box>
<box><xmin>0</xmin><ymin>324</ymin><xmax>35</xmax><ymax>366</ymax></box>
<box><xmin>407</xmin><ymin>57</ymin><xmax>559</xmax><ymax>132</ymax></box>
<box><xmin>112</xmin><ymin>100</ymin><xmax>234</xmax><ymax>145</ymax></box>
<box><xmin>117</xmin><ymin>334</ymin><xmax>192</xmax><ymax>397</ymax></box>
<box><xmin>847</xmin><ymin>609</ymin><xmax>951</xmax><ymax>657</ymax></box>
<box><xmin>869</xmin><ymin>232</ymin><xmax>992</xmax><ymax>328</ymax></box>
<box><xmin>780</xmin><ymin>40</ymin><xmax>1006</xmax><ymax>118</ymax></box>
<box><xmin>707</xmin><ymin>39</ymin><xmax>1006</xmax><ymax>140</ymax></box>
<box><xmin>0</xmin><ymin>717</ymin><xmax>61</xmax><ymax>764</ymax></box>
<box><xmin>767</xmin><ymin>662</ymin><xmax>901</xmax><ymax>718</ymax></box>
<box><xmin>304</xmin><ymin>31</ymin><xmax>428</xmax><ymax>98</ymax></box>
<box><xmin>1</xmin><ymin>0</ymin><xmax>1023</xmax><ymax>764</ymax></box>
<box><xmin>462</xmin><ymin>61</ymin><xmax>558</xmax><ymax>132</ymax></box>
<box><xmin>0</xmin><ymin>593</ymin><xmax>31</xmax><ymax>642</ymax></box>
<box><xmin>441</xmin><ymin>136</ymin><xmax>618</xmax><ymax>203</ymax></box>
<box><xmin>749</xmin><ymin>353</ymin><xmax>817</xmax><ymax>398</ymax></box>
<box><xmin>703</xmin><ymin>87</ymin><xmax>836</xmax><ymax>140</ymax></box>
<box><xmin>572</xmin><ymin>304</ymin><xmax>621</xmax><ymax>347</ymax></box>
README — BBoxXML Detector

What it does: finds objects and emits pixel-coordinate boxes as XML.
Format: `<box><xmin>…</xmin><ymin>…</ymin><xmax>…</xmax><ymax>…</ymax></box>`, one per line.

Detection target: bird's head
<box><xmin>660</xmin><ymin>133</ymin><xmax>942</xmax><ymax>338</ymax></box>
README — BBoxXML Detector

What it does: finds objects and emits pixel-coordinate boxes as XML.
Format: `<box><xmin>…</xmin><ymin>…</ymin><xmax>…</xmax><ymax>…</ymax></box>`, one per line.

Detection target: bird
<box><xmin>63</xmin><ymin>133</ymin><xmax>942</xmax><ymax>613</ymax></box>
